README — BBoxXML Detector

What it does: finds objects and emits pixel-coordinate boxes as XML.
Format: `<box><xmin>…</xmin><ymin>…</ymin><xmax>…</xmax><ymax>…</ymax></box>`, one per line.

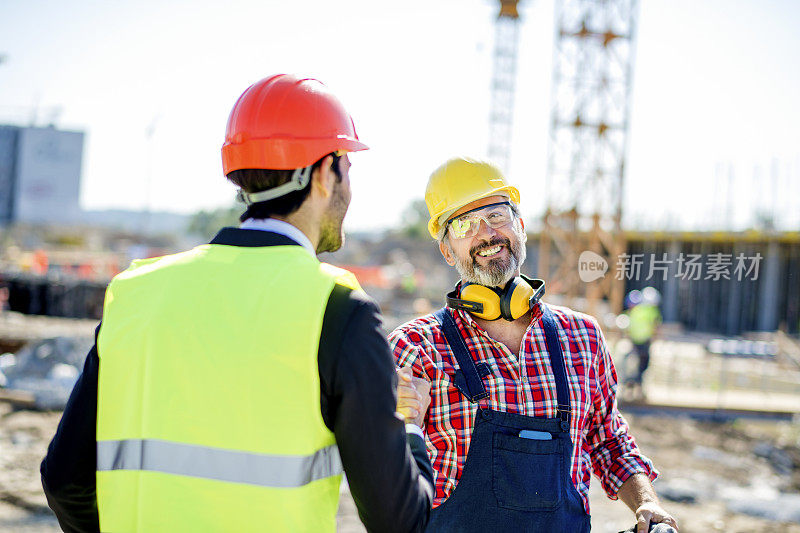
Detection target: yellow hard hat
<box><xmin>425</xmin><ymin>157</ymin><xmax>521</xmax><ymax>239</ymax></box>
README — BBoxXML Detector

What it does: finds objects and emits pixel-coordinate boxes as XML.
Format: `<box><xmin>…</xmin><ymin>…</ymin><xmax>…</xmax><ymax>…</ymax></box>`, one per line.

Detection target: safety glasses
<box><xmin>446</xmin><ymin>202</ymin><xmax>515</xmax><ymax>240</ymax></box>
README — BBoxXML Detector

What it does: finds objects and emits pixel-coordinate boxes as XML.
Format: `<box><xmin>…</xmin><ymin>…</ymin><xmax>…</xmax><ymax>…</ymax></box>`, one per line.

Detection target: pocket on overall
<box><xmin>492</xmin><ymin>432</ymin><xmax>563</xmax><ymax>511</ymax></box>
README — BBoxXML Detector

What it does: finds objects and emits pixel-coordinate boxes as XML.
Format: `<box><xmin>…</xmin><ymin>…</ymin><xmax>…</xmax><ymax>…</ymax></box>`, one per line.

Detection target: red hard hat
<box><xmin>221</xmin><ymin>74</ymin><xmax>368</xmax><ymax>173</ymax></box>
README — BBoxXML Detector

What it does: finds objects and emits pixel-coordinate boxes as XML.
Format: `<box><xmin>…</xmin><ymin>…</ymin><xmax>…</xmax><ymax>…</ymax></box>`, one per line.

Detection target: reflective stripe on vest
<box><xmin>97</xmin><ymin>440</ymin><xmax>343</xmax><ymax>488</ymax></box>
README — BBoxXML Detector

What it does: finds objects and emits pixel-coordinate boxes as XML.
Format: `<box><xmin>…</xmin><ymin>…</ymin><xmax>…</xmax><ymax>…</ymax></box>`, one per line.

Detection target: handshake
<box><xmin>395</xmin><ymin>367</ymin><xmax>432</xmax><ymax>427</ymax></box>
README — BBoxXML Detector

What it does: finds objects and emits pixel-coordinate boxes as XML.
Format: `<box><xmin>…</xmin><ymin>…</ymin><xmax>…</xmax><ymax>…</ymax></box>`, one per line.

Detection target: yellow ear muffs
<box><xmin>446</xmin><ymin>276</ymin><xmax>546</xmax><ymax>321</ymax></box>
<box><xmin>460</xmin><ymin>284</ymin><xmax>503</xmax><ymax>321</ymax></box>
<box><xmin>502</xmin><ymin>277</ymin><xmax>536</xmax><ymax>320</ymax></box>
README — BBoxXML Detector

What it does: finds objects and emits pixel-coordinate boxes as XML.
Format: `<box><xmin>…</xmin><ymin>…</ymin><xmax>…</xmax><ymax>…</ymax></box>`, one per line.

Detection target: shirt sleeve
<box><xmin>388</xmin><ymin>326</ymin><xmax>432</xmax><ymax>380</ymax></box>
<box><xmin>318</xmin><ymin>285</ymin><xmax>433</xmax><ymax>533</ymax></box>
<box><xmin>388</xmin><ymin>326</ymin><xmax>436</xmax><ymax>434</ymax></box>
<box><xmin>584</xmin><ymin>320</ymin><xmax>658</xmax><ymax>498</ymax></box>
<box><xmin>40</xmin><ymin>325</ymin><xmax>101</xmax><ymax>533</ymax></box>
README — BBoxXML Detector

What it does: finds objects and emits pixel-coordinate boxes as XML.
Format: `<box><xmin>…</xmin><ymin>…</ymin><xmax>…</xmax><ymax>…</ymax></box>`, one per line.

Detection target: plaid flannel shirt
<box><xmin>389</xmin><ymin>300</ymin><xmax>657</xmax><ymax>513</ymax></box>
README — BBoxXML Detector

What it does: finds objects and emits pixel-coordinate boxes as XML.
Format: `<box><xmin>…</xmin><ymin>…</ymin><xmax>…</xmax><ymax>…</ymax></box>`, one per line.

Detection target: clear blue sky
<box><xmin>1</xmin><ymin>0</ymin><xmax>798</xmax><ymax>231</ymax></box>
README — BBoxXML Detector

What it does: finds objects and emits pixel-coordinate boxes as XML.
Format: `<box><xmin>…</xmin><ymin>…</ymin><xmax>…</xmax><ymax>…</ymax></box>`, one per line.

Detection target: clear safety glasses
<box><xmin>446</xmin><ymin>202</ymin><xmax>515</xmax><ymax>240</ymax></box>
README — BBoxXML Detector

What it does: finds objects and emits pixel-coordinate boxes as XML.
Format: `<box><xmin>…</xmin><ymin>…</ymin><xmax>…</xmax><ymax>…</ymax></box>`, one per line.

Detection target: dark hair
<box><xmin>227</xmin><ymin>153</ymin><xmax>342</xmax><ymax>221</ymax></box>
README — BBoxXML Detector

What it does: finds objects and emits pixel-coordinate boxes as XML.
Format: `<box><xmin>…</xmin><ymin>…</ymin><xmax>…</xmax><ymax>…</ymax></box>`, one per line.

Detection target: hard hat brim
<box><xmin>222</xmin><ymin>136</ymin><xmax>368</xmax><ymax>173</ymax></box>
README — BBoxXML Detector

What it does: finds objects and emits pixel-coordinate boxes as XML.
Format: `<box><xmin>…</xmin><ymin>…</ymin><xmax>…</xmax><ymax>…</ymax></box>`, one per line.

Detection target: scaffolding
<box><xmin>487</xmin><ymin>0</ymin><xmax>521</xmax><ymax>174</ymax></box>
<box><xmin>538</xmin><ymin>0</ymin><xmax>639</xmax><ymax>314</ymax></box>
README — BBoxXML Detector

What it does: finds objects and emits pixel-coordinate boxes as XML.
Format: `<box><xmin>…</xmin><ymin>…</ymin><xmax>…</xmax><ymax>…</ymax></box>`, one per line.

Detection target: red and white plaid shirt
<box><xmin>389</xmin><ymin>300</ymin><xmax>657</xmax><ymax>513</ymax></box>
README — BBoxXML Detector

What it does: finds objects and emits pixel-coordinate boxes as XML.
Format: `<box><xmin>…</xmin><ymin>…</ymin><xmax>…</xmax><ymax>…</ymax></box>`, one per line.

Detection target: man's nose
<box><xmin>474</xmin><ymin>218</ymin><xmax>499</xmax><ymax>240</ymax></box>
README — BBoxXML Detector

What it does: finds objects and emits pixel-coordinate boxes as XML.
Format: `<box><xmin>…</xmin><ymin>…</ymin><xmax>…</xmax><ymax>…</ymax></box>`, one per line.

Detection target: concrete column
<box><xmin>662</xmin><ymin>240</ymin><xmax>680</xmax><ymax>323</ymax></box>
<box><xmin>726</xmin><ymin>244</ymin><xmax>743</xmax><ymax>336</ymax></box>
<box><xmin>757</xmin><ymin>240</ymin><xmax>781</xmax><ymax>331</ymax></box>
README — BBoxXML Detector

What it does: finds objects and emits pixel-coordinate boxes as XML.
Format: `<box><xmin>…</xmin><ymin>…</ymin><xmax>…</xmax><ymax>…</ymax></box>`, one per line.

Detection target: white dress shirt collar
<box><xmin>239</xmin><ymin>218</ymin><xmax>315</xmax><ymax>256</ymax></box>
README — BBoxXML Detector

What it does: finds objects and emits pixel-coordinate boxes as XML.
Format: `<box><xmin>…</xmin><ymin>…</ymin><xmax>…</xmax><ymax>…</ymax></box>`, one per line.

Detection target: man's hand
<box><xmin>633</xmin><ymin>501</ymin><xmax>678</xmax><ymax>532</ymax></box>
<box><xmin>396</xmin><ymin>367</ymin><xmax>432</xmax><ymax>427</ymax></box>
<box><xmin>618</xmin><ymin>474</ymin><xmax>678</xmax><ymax>533</ymax></box>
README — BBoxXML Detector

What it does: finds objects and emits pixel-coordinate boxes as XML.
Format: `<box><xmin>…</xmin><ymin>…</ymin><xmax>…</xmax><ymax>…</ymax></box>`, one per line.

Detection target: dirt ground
<box><xmin>1</xmin><ymin>400</ymin><xmax>798</xmax><ymax>532</ymax></box>
<box><xmin>586</xmin><ymin>413</ymin><xmax>800</xmax><ymax>533</ymax></box>
<box><xmin>339</xmin><ymin>412</ymin><xmax>800</xmax><ymax>533</ymax></box>
<box><xmin>1</xmin><ymin>312</ymin><xmax>798</xmax><ymax>531</ymax></box>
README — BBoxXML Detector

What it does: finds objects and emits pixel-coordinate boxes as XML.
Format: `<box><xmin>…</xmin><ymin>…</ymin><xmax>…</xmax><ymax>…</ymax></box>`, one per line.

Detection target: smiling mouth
<box><xmin>476</xmin><ymin>245</ymin><xmax>503</xmax><ymax>258</ymax></box>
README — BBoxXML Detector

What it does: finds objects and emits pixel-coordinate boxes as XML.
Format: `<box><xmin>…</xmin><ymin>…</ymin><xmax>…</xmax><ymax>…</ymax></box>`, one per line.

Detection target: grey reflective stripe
<box><xmin>97</xmin><ymin>439</ymin><xmax>342</xmax><ymax>488</ymax></box>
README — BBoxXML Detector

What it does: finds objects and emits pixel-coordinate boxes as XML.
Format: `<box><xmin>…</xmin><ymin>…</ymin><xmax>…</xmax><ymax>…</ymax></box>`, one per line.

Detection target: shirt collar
<box><xmin>239</xmin><ymin>218</ymin><xmax>316</xmax><ymax>256</ymax></box>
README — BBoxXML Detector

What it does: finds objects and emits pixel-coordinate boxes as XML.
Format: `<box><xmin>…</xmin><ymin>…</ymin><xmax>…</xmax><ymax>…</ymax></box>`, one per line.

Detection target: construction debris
<box><xmin>0</xmin><ymin>336</ymin><xmax>93</xmax><ymax>410</ymax></box>
<box><xmin>0</xmin><ymin>311</ymin><xmax>97</xmax><ymax>353</ymax></box>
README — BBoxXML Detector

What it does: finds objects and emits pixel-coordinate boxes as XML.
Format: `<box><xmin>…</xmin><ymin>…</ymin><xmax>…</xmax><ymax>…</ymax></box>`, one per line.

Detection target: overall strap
<box><xmin>539</xmin><ymin>307</ymin><xmax>572</xmax><ymax>431</ymax></box>
<box><xmin>433</xmin><ymin>308</ymin><xmax>490</xmax><ymax>402</ymax></box>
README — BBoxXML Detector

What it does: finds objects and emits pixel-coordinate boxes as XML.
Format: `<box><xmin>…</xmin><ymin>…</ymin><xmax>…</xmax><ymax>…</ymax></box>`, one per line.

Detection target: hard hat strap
<box><xmin>236</xmin><ymin>165</ymin><xmax>313</xmax><ymax>205</ymax></box>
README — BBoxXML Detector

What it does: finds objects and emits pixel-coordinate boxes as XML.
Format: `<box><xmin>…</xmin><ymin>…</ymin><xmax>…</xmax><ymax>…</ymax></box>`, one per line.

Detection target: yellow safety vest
<box><xmin>628</xmin><ymin>304</ymin><xmax>661</xmax><ymax>344</ymax></box>
<box><xmin>96</xmin><ymin>241</ymin><xmax>361</xmax><ymax>532</ymax></box>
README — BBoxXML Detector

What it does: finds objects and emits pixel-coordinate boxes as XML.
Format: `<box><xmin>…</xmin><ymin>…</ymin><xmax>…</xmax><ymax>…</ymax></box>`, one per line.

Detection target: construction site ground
<box><xmin>1</xmin><ymin>313</ymin><xmax>799</xmax><ymax>532</ymax></box>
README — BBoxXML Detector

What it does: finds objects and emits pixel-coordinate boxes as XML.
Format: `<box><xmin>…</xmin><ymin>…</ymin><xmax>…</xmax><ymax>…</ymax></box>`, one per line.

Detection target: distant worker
<box><xmin>390</xmin><ymin>157</ymin><xmax>678</xmax><ymax>532</ymax></box>
<box><xmin>625</xmin><ymin>286</ymin><xmax>663</xmax><ymax>400</ymax></box>
<box><xmin>41</xmin><ymin>74</ymin><xmax>433</xmax><ymax>532</ymax></box>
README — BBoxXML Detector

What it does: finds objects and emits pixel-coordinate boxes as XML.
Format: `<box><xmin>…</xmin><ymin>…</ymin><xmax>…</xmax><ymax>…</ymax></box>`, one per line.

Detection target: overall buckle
<box><xmin>557</xmin><ymin>403</ymin><xmax>571</xmax><ymax>431</ymax></box>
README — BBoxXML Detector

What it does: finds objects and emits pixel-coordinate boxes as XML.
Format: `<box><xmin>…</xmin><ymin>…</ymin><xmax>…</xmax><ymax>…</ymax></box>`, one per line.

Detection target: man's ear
<box><xmin>311</xmin><ymin>155</ymin><xmax>335</xmax><ymax>199</ymax></box>
<box><xmin>439</xmin><ymin>239</ymin><xmax>456</xmax><ymax>266</ymax></box>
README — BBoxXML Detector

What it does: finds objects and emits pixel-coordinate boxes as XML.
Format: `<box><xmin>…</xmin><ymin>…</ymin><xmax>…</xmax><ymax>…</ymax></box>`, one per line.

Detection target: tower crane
<box><xmin>488</xmin><ymin>0</ymin><xmax>639</xmax><ymax>313</ymax></box>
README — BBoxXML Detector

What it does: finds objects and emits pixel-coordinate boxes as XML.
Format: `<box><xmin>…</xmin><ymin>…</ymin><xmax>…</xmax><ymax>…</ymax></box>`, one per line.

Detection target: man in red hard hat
<box><xmin>41</xmin><ymin>74</ymin><xmax>433</xmax><ymax>532</ymax></box>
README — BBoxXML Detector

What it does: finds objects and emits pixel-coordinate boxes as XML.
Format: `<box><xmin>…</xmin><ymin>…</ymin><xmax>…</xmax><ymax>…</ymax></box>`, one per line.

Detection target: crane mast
<box><xmin>487</xmin><ymin>0</ymin><xmax>521</xmax><ymax>174</ymax></box>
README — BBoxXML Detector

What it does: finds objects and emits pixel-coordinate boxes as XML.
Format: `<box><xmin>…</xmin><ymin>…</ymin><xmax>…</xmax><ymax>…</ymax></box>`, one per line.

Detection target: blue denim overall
<box><xmin>426</xmin><ymin>306</ymin><xmax>591</xmax><ymax>533</ymax></box>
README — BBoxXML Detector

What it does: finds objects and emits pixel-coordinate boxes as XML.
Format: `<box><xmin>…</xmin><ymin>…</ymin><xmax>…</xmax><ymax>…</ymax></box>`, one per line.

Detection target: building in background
<box><xmin>0</xmin><ymin>123</ymin><xmax>190</xmax><ymax>234</ymax></box>
<box><xmin>0</xmin><ymin>124</ymin><xmax>84</xmax><ymax>226</ymax></box>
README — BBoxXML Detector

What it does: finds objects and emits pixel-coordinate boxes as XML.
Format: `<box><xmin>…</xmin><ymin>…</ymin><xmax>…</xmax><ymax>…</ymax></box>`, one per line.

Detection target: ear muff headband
<box><xmin>446</xmin><ymin>276</ymin><xmax>546</xmax><ymax>321</ymax></box>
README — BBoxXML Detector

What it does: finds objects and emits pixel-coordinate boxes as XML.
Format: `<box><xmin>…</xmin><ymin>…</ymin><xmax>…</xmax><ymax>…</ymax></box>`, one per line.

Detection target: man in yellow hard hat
<box><xmin>41</xmin><ymin>74</ymin><xmax>433</xmax><ymax>532</ymax></box>
<box><xmin>390</xmin><ymin>157</ymin><xmax>677</xmax><ymax>532</ymax></box>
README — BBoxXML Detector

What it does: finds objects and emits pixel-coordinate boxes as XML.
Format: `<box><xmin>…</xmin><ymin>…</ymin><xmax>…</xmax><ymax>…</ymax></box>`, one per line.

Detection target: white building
<box><xmin>0</xmin><ymin>124</ymin><xmax>84</xmax><ymax>225</ymax></box>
